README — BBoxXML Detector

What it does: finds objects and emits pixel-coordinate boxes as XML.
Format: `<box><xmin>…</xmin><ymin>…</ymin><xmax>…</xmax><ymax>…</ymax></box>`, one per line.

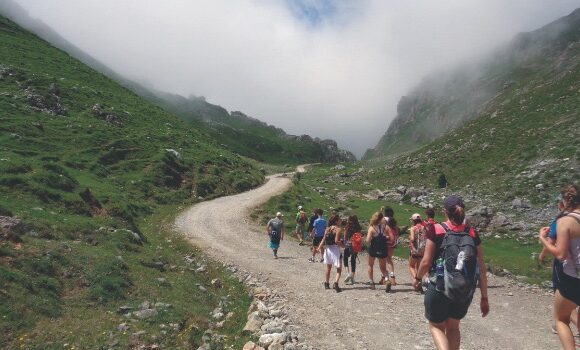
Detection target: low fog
<box><xmin>6</xmin><ymin>0</ymin><xmax>580</xmax><ymax>157</ymax></box>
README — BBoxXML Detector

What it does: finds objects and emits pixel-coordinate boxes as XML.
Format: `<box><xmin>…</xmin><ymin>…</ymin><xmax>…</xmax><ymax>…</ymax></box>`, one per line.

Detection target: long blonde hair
<box><xmin>370</xmin><ymin>211</ymin><xmax>384</xmax><ymax>226</ymax></box>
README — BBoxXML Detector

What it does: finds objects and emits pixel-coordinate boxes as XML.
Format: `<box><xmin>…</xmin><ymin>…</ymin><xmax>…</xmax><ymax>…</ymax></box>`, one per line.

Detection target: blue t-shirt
<box><xmin>313</xmin><ymin>217</ymin><xmax>327</xmax><ymax>237</ymax></box>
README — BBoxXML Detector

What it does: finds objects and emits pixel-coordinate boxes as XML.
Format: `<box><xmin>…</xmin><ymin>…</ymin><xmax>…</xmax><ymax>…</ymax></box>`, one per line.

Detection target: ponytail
<box><xmin>562</xmin><ymin>184</ymin><xmax>580</xmax><ymax>211</ymax></box>
<box><xmin>448</xmin><ymin>205</ymin><xmax>465</xmax><ymax>225</ymax></box>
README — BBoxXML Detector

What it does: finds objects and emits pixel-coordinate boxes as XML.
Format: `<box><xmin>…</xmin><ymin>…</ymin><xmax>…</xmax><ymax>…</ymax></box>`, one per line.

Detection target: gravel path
<box><xmin>175</xmin><ymin>172</ymin><xmax>561</xmax><ymax>350</ymax></box>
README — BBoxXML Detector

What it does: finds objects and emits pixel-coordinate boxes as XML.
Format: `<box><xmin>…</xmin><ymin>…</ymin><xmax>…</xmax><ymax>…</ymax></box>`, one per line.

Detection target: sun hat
<box><xmin>410</xmin><ymin>213</ymin><xmax>422</xmax><ymax>220</ymax></box>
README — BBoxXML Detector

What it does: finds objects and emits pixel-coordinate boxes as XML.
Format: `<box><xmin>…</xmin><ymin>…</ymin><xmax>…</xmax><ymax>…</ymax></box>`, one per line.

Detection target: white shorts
<box><xmin>323</xmin><ymin>245</ymin><xmax>342</xmax><ymax>268</ymax></box>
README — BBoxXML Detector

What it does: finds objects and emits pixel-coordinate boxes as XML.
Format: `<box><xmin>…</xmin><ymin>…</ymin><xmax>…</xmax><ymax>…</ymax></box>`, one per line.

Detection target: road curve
<box><xmin>175</xmin><ymin>173</ymin><xmax>561</xmax><ymax>350</ymax></box>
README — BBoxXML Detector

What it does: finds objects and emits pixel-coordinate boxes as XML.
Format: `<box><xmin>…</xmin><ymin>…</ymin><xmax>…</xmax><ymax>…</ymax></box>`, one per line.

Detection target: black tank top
<box><xmin>370</xmin><ymin>225</ymin><xmax>387</xmax><ymax>253</ymax></box>
<box><xmin>325</xmin><ymin>227</ymin><xmax>336</xmax><ymax>246</ymax></box>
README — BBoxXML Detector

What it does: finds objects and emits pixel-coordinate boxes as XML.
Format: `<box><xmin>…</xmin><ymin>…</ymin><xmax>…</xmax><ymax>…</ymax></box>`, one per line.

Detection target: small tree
<box><xmin>438</xmin><ymin>173</ymin><xmax>448</xmax><ymax>188</ymax></box>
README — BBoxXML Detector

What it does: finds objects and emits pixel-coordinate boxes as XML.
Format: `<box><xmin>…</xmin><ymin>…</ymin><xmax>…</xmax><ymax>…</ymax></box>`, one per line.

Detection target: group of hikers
<box><xmin>266</xmin><ymin>183</ymin><xmax>580</xmax><ymax>350</ymax></box>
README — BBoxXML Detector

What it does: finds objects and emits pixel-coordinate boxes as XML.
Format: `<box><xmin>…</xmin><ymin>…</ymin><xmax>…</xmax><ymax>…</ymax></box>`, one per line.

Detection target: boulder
<box><xmin>243</xmin><ymin>311</ymin><xmax>264</xmax><ymax>333</ymax></box>
<box><xmin>0</xmin><ymin>216</ymin><xmax>24</xmax><ymax>242</ymax></box>
<box><xmin>512</xmin><ymin>198</ymin><xmax>531</xmax><ymax>209</ymax></box>
<box><xmin>243</xmin><ymin>341</ymin><xmax>265</xmax><ymax>350</ymax></box>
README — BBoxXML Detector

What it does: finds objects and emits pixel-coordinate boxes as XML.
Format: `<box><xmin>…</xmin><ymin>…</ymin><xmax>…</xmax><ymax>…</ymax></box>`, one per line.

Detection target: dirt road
<box><xmin>175</xmin><ymin>173</ymin><xmax>561</xmax><ymax>349</ymax></box>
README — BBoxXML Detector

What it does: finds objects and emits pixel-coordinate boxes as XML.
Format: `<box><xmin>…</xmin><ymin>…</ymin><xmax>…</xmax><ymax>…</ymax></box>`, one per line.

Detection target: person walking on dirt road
<box><xmin>367</xmin><ymin>211</ymin><xmax>392</xmax><ymax>292</ymax></box>
<box><xmin>295</xmin><ymin>205</ymin><xmax>308</xmax><ymax>245</ymax></box>
<box><xmin>266</xmin><ymin>212</ymin><xmax>285</xmax><ymax>259</ymax></box>
<box><xmin>343</xmin><ymin>215</ymin><xmax>362</xmax><ymax>285</ymax></box>
<box><xmin>413</xmin><ymin>195</ymin><xmax>489</xmax><ymax>350</ymax></box>
<box><xmin>382</xmin><ymin>206</ymin><xmax>398</xmax><ymax>287</ymax></box>
<box><xmin>310</xmin><ymin>209</ymin><xmax>326</xmax><ymax>262</ymax></box>
<box><xmin>539</xmin><ymin>184</ymin><xmax>580</xmax><ymax>350</ymax></box>
<box><xmin>319</xmin><ymin>215</ymin><xmax>343</xmax><ymax>292</ymax></box>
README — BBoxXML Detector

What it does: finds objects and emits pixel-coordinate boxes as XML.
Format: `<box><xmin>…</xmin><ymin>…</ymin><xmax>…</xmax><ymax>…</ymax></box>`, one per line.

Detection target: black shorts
<box><xmin>554</xmin><ymin>260</ymin><xmax>580</xmax><ymax>305</ymax></box>
<box><xmin>367</xmin><ymin>247</ymin><xmax>388</xmax><ymax>259</ymax></box>
<box><xmin>424</xmin><ymin>283</ymin><xmax>473</xmax><ymax>323</ymax></box>
<box><xmin>313</xmin><ymin>236</ymin><xmax>323</xmax><ymax>247</ymax></box>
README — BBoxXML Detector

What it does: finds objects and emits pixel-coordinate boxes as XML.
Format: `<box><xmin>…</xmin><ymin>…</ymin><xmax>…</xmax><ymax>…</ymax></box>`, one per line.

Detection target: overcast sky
<box><xmin>10</xmin><ymin>0</ymin><xmax>580</xmax><ymax>157</ymax></box>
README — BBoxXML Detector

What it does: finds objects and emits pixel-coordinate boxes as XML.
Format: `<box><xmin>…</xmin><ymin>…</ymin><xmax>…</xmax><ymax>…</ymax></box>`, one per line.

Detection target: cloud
<box><xmin>10</xmin><ymin>0</ymin><xmax>580</xmax><ymax>157</ymax></box>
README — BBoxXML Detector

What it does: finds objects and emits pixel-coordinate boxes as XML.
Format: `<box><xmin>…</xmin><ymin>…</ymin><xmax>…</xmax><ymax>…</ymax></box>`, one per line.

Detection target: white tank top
<box><xmin>562</xmin><ymin>212</ymin><xmax>580</xmax><ymax>278</ymax></box>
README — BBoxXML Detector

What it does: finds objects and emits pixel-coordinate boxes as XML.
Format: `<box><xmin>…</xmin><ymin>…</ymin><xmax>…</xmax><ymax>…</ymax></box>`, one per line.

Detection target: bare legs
<box><xmin>386</xmin><ymin>247</ymin><xmax>396</xmax><ymax>284</ymax></box>
<box><xmin>368</xmin><ymin>256</ymin><xmax>387</xmax><ymax>288</ymax></box>
<box><xmin>429</xmin><ymin>318</ymin><xmax>461</xmax><ymax>350</ymax></box>
<box><xmin>554</xmin><ymin>291</ymin><xmax>578</xmax><ymax>350</ymax></box>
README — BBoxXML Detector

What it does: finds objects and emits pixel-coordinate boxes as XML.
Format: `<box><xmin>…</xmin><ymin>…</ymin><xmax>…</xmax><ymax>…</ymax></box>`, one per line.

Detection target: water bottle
<box><xmin>455</xmin><ymin>251</ymin><xmax>465</xmax><ymax>270</ymax></box>
<box><xmin>435</xmin><ymin>257</ymin><xmax>445</xmax><ymax>291</ymax></box>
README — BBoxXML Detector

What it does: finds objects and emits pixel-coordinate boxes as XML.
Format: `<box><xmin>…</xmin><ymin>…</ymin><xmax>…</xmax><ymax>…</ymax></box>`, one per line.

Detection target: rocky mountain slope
<box><xmin>131</xmin><ymin>87</ymin><xmax>357</xmax><ymax>164</ymax></box>
<box><xmin>0</xmin><ymin>14</ymin><xmax>264</xmax><ymax>348</ymax></box>
<box><xmin>364</xmin><ymin>7</ymin><xmax>580</xmax><ymax>160</ymax></box>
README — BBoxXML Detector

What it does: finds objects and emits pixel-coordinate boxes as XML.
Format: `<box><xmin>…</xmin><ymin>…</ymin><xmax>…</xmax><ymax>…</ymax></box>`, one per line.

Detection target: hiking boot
<box><xmin>324</xmin><ymin>282</ymin><xmax>330</xmax><ymax>290</ymax></box>
<box><xmin>333</xmin><ymin>282</ymin><xmax>342</xmax><ymax>293</ymax></box>
<box><xmin>385</xmin><ymin>280</ymin><xmax>392</xmax><ymax>293</ymax></box>
<box><xmin>390</xmin><ymin>277</ymin><xmax>397</xmax><ymax>286</ymax></box>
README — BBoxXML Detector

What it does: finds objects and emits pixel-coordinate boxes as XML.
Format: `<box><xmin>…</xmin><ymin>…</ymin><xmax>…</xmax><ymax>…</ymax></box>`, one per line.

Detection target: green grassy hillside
<box><xmin>129</xmin><ymin>89</ymin><xmax>357</xmax><ymax>164</ymax></box>
<box><xmin>0</xmin><ymin>15</ymin><xmax>263</xmax><ymax>348</ymax></box>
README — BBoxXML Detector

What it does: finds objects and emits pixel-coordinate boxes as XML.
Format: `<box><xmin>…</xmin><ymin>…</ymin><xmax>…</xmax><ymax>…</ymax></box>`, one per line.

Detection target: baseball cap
<box><xmin>298</xmin><ymin>205</ymin><xmax>303</xmax><ymax>210</ymax></box>
<box><xmin>410</xmin><ymin>213</ymin><xmax>422</xmax><ymax>220</ymax></box>
<box><xmin>444</xmin><ymin>195</ymin><xmax>465</xmax><ymax>212</ymax></box>
<box><xmin>276</xmin><ymin>212</ymin><xmax>283</xmax><ymax>217</ymax></box>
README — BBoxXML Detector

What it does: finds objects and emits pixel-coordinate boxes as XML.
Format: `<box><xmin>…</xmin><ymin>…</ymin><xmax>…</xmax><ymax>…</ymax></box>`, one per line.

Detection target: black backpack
<box><xmin>270</xmin><ymin>228</ymin><xmax>281</xmax><ymax>244</ymax></box>
<box><xmin>439</xmin><ymin>223</ymin><xmax>479</xmax><ymax>302</ymax></box>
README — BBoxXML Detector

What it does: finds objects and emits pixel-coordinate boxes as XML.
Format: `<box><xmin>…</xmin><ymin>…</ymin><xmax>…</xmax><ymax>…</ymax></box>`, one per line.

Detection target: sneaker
<box><xmin>344</xmin><ymin>275</ymin><xmax>352</xmax><ymax>284</ymax></box>
<box><xmin>378</xmin><ymin>277</ymin><xmax>385</xmax><ymax>285</ymax></box>
<box><xmin>351</xmin><ymin>276</ymin><xmax>356</xmax><ymax>284</ymax></box>
<box><xmin>299</xmin><ymin>241</ymin><xmax>304</xmax><ymax>246</ymax></box>
<box><xmin>308</xmin><ymin>257</ymin><xmax>315</xmax><ymax>263</ymax></box>
<box><xmin>390</xmin><ymin>277</ymin><xmax>397</xmax><ymax>286</ymax></box>
<box><xmin>324</xmin><ymin>282</ymin><xmax>330</xmax><ymax>290</ymax></box>
<box><xmin>369</xmin><ymin>282</ymin><xmax>376</xmax><ymax>290</ymax></box>
<box><xmin>551</xmin><ymin>324</ymin><xmax>558</xmax><ymax>334</ymax></box>
<box><xmin>274</xmin><ymin>255</ymin><xmax>278</xmax><ymax>259</ymax></box>
<box><xmin>319</xmin><ymin>258</ymin><xmax>324</xmax><ymax>263</ymax></box>
<box><xmin>333</xmin><ymin>282</ymin><xmax>342</xmax><ymax>293</ymax></box>
<box><xmin>385</xmin><ymin>280</ymin><xmax>392</xmax><ymax>293</ymax></box>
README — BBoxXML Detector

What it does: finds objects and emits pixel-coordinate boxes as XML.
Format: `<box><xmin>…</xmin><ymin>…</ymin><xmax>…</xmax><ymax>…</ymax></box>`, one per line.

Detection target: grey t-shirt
<box><xmin>268</xmin><ymin>218</ymin><xmax>284</xmax><ymax>235</ymax></box>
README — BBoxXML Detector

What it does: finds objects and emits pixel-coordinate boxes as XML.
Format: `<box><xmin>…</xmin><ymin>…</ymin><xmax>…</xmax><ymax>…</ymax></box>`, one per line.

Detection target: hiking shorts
<box><xmin>269</xmin><ymin>241</ymin><xmax>280</xmax><ymax>250</ymax></box>
<box><xmin>554</xmin><ymin>260</ymin><xmax>580</xmax><ymax>305</ymax></box>
<box><xmin>424</xmin><ymin>283</ymin><xmax>473</xmax><ymax>323</ymax></box>
<box><xmin>313</xmin><ymin>236</ymin><xmax>323</xmax><ymax>247</ymax></box>
<box><xmin>296</xmin><ymin>224</ymin><xmax>307</xmax><ymax>240</ymax></box>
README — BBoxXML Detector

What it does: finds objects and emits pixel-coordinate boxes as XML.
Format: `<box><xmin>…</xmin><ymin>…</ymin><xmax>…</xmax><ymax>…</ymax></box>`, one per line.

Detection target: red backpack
<box><xmin>351</xmin><ymin>232</ymin><xmax>363</xmax><ymax>253</ymax></box>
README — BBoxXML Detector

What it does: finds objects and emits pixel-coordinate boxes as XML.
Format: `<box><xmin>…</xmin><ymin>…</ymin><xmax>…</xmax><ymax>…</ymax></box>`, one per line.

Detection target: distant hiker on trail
<box><xmin>425</xmin><ymin>208</ymin><xmax>438</xmax><ymax>226</ymax></box>
<box><xmin>382</xmin><ymin>206</ymin><xmax>399</xmax><ymax>287</ymax></box>
<box><xmin>319</xmin><ymin>215</ymin><xmax>344</xmax><ymax>292</ymax></box>
<box><xmin>539</xmin><ymin>184</ymin><xmax>580</xmax><ymax>350</ymax></box>
<box><xmin>409</xmin><ymin>213</ymin><xmax>427</xmax><ymax>293</ymax></box>
<box><xmin>266</xmin><ymin>212</ymin><xmax>285</xmax><ymax>259</ymax></box>
<box><xmin>343</xmin><ymin>215</ymin><xmax>363</xmax><ymax>285</ymax></box>
<box><xmin>413</xmin><ymin>195</ymin><xmax>489</xmax><ymax>350</ymax></box>
<box><xmin>309</xmin><ymin>209</ymin><xmax>326</xmax><ymax>263</ymax></box>
<box><xmin>295</xmin><ymin>205</ymin><xmax>308</xmax><ymax>246</ymax></box>
<box><xmin>307</xmin><ymin>208</ymin><xmax>318</xmax><ymax>245</ymax></box>
<box><xmin>367</xmin><ymin>211</ymin><xmax>393</xmax><ymax>292</ymax></box>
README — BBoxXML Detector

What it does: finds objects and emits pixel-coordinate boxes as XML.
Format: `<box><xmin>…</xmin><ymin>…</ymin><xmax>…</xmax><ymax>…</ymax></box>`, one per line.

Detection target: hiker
<box><xmin>307</xmin><ymin>208</ymin><xmax>318</xmax><ymax>245</ymax></box>
<box><xmin>413</xmin><ymin>195</ymin><xmax>489</xmax><ymax>350</ymax></box>
<box><xmin>295</xmin><ymin>205</ymin><xmax>309</xmax><ymax>246</ymax></box>
<box><xmin>539</xmin><ymin>184</ymin><xmax>580</xmax><ymax>350</ymax></box>
<box><xmin>382</xmin><ymin>206</ymin><xmax>398</xmax><ymax>286</ymax></box>
<box><xmin>538</xmin><ymin>195</ymin><xmax>579</xmax><ymax>337</ymax></box>
<box><xmin>425</xmin><ymin>208</ymin><xmax>438</xmax><ymax>225</ymax></box>
<box><xmin>409</xmin><ymin>213</ymin><xmax>427</xmax><ymax>292</ymax></box>
<box><xmin>309</xmin><ymin>208</ymin><xmax>326</xmax><ymax>262</ymax></box>
<box><xmin>343</xmin><ymin>215</ymin><xmax>363</xmax><ymax>285</ymax></box>
<box><xmin>367</xmin><ymin>211</ymin><xmax>393</xmax><ymax>292</ymax></box>
<box><xmin>318</xmin><ymin>215</ymin><xmax>343</xmax><ymax>292</ymax></box>
<box><xmin>266</xmin><ymin>212</ymin><xmax>285</xmax><ymax>259</ymax></box>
